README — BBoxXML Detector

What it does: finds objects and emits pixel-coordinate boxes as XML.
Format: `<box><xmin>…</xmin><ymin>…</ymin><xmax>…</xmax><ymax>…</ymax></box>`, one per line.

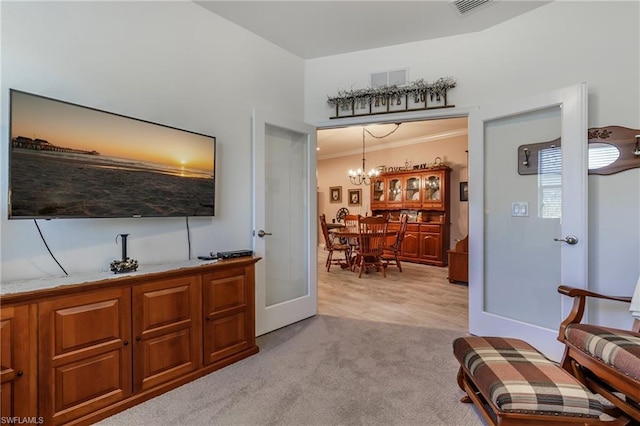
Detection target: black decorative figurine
<box><xmin>110</xmin><ymin>233</ymin><xmax>139</xmax><ymax>273</ymax></box>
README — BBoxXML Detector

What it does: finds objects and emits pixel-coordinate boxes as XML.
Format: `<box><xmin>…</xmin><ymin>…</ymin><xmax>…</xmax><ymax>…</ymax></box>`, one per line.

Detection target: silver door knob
<box><xmin>553</xmin><ymin>235</ymin><xmax>578</xmax><ymax>245</ymax></box>
<box><xmin>257</xmin><ymin>230</ymin><xmax>272</xmax><ymax>238</ymax></box>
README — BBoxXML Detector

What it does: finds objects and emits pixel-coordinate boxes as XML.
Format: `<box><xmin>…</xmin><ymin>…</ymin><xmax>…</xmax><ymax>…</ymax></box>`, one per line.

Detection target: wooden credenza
<box><xmin>0</xmin><ymin>257</ymin><xmax>260</xmax><ymax>425</ymax></box>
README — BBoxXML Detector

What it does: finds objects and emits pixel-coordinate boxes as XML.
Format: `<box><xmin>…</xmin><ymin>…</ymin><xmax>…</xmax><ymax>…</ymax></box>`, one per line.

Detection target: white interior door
<box><xmin>468</xmin><ymin>83</ymin><xmax>588</xmax><ymax>361</ymax></box>
<box><xmin>252</xmin><ymin>109</ymin><xmax>317</xmax><ymax>336</ymax></box>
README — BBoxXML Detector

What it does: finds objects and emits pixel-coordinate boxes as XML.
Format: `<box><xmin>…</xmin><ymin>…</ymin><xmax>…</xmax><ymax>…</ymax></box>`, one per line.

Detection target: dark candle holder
<box><xmin>110</xmin><ymin>233</ymin><xmax>139</xmax><ymax>274</ymax></box>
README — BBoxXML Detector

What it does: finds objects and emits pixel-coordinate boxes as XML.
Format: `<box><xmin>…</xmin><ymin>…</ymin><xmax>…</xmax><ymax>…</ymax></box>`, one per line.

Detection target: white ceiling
<box><xmin>195</xmin><ymin>0</ymin><xmax>549</xmax><ymax>157</ymax></box>
<box><xmin>195</xmin><ymin>0</ymin><xmax>551</xmax><ymax>60</ymax></box>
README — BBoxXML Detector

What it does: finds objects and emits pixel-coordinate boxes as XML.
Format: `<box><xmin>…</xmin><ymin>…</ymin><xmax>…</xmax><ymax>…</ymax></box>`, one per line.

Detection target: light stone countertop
<box><xmin>0</xmin><ymin>259</ymin><xmax>220</xmax><ymax>296</ymax></box>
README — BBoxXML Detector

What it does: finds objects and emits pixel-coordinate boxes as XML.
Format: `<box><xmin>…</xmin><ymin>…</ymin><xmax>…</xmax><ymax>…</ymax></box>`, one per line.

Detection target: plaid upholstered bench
<box><xmin>453</xmin><ymin>336</ymin><xmax>606</xmax><ymax>425</ymax></box>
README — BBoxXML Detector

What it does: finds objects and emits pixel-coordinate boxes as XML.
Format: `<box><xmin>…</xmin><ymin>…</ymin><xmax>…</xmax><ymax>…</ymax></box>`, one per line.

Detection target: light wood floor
<box><xmin>317</xmin><ymin>248</ymin><xmax>469</xmax><ymax>332</ymax></box>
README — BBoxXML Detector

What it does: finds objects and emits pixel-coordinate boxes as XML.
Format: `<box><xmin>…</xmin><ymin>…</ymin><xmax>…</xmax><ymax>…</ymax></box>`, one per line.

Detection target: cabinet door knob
<box><xmin>136</xmin><ymin>336</ymin><xmax>141</xmax><ymax>341</ymax></box>
<box><xmin>123</xmin><ymin>341</ymin><xmax>129</xmax><ymax>346</ymax></box>
<box><xmin>16</xmin><ymin>371</ymin><xmax>24</xmax><ymax>377</ymax></box>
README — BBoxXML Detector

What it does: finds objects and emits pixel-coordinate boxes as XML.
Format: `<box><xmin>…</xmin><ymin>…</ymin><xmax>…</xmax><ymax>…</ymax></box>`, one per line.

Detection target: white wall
<box><xmin>306</xmin><ymin>1</ymin><xmax>640</xmax><ymax>328</ymax></box>
<box><xmin>0</xmin><ymin>1</ymin><xmax>305</xmax><ymax>282</ymax></box>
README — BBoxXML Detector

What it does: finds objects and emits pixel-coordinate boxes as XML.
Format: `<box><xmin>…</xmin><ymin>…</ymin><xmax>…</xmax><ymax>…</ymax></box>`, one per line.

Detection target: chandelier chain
<box><xmin>349</xmin><ymin>123</ymin><xmax>401</xmax><ymax>186</ymax></box>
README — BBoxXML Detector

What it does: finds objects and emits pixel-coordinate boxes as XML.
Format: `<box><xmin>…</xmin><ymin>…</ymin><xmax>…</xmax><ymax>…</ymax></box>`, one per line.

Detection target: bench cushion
<box><xmin>453</xmin><ymin>336</ymin><xmax>603</xmax><ymax>418</ymax></box>
<box><xmin>564</xmin><ymin>324</ymin><xmax>640</xmax><ymax>381</ymax></box>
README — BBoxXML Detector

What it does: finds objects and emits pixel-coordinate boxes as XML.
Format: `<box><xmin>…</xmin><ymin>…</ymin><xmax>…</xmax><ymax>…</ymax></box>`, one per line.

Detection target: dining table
<box><xmin>328</xmin><ymin>226</ymin><xmax>398</xmax><ymax>270</ymax></box>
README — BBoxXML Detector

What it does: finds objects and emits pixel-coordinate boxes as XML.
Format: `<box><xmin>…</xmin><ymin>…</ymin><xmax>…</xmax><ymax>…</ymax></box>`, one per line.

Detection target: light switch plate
<box><xmin>512</xmin><ymin>202</ymin><xmax>529</xmax><ymax>217</ymax></box>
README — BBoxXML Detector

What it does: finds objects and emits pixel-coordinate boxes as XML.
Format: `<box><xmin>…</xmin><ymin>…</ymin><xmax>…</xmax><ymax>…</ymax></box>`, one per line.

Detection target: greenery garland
<box><xmin>327</xmin><ymin>77</ymin><xmax>456</xmax><ymax>109</ymax></box>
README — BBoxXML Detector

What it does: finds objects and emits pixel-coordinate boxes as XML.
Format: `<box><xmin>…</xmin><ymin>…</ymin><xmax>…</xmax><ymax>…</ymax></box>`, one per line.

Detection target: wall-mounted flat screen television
<box><xmin>8</xmin><ymin>89</ymin><xmax>215</xmax><ymax>219</ymax></box>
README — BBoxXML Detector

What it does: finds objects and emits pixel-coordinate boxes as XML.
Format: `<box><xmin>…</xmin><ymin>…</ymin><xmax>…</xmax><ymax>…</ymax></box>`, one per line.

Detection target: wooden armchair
<box><xmin>557</xmin><ymin>285</ymin><xmax>640</xmax><ymax>422</ymax></box>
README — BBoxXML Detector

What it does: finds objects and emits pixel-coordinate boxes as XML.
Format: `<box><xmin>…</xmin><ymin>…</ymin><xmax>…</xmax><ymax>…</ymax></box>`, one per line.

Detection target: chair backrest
<box><xmin>319</xmin><ymin>214</ymin><xmax>334</xmax><ymax>249</ymax></box>
<box><xmin>343</xmin><ymin>214</ymin><xmax>359</xmax><ymax>231</ymax></box>
<box><xmin>393</xmin><ymin>214</ymin><xmax>409</xmax><ymax>250</ymax></box>
<box><xmin>357</xmin><ymin>215</ymin><xmax>388</xmax><ymax>256</ymax></box>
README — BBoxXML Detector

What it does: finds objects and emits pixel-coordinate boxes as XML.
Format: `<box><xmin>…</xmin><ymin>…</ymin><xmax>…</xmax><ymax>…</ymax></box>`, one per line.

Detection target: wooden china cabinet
<box><xmin>371</xmin><ymin>166</ymin><xmax>451</xmax><ymax>266</ymax></box>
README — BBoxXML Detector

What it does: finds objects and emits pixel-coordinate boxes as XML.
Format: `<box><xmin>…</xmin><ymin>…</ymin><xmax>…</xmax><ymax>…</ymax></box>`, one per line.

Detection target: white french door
<box><xmin>468</xmin><ymin>83</ymin><xmax>588</xmax><ymax>361</ymax></box>
<box><xmin>252</xmin><ymin>109</ymin><xmax>317</xmax><ymax>336</ymax></box>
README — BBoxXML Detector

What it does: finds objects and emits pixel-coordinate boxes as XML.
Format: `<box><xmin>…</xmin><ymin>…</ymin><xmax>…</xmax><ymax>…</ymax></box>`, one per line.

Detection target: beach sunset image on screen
<box><xmin>9</xmin><ymin>90</ymin><xmax>216</xmax><ymax>219</ymax></box>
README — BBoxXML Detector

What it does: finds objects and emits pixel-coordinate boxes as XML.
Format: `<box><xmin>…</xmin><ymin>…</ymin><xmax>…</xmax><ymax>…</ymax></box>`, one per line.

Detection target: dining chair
<box><xmin>341</xmin><ymin>213</ymin><xmax>360</xmax><ymax>248</ymax></box>
<box><xmin>354</xmin><ymin>215</ymin><xmax>388</xmax><ymax>278</ymax></box>
<box><xmin>382</xmin><ymin>214</ymin><xmax>408</xmax><ymax>272</ymax></box>
<box><xmin>319</xmin><ymin>214</ymin><xmax>350</xmax><ymax>272</ymax></box>
<box><xmin>343</xmin><ymin>214</ymin><xmax>359</xmax><ymax>229</ymax></box>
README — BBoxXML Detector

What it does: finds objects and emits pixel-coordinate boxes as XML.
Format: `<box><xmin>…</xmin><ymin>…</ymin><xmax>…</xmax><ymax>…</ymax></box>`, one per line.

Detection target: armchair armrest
<box><xmin>557</xmin><ymin>285</ymin><xmax>633</xmax><ymax>342</ymax></box>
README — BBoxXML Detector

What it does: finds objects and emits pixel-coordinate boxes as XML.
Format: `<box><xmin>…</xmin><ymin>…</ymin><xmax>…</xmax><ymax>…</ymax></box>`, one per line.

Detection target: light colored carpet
<box><xmin>99</xmin><ymin>315</ymin><xmax>482</xmax><ymax>425</ymax></box>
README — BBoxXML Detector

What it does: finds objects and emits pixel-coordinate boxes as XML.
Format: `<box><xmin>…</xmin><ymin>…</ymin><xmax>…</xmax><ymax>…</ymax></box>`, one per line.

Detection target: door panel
<box><xmin>469</xmin><ymin>84</ymin><xmax>588</xmax><ymax>361</ymax></box>
<box><xmin>252</xmin><ymin>109</ymin><xmax>317</xmax><ymax>336</ymax></box>
<box><xmin>202</xmin><ymin>267</ymin><xmax>253</xmax><ymax>364</ymax></box>
<box><xmin>0</xmin><ymin>305</ymin><xmax>37</xmax><ymax>418</ymax></box>
<box><xmin>420</xmin><ymin>233</ymin><xmax>441</xmax><ymax>262</ymax></box>
<box><xmin>38</xmin><ymin>288</ymin><xmax>132</xmax><ymax>425</ymax></box>
<box><xmin>132</xmin><ymin>276</ymin><xmax>202</xmax><ymax>392</ymax></box>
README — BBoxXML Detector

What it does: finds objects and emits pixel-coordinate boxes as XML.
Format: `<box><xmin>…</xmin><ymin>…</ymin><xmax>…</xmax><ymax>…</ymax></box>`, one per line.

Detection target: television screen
<box><xmin>8</xmin><ymin>89</ymin><xmax>215</xmax><ymax>219</ymax></box>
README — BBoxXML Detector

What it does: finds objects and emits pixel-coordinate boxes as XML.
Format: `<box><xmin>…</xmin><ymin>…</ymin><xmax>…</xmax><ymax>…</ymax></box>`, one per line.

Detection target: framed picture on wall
<box><xmin>330</xmin><ymin>186</ymin><xmax>342</xmax><ymax>203</ymax></box>
<box><xmin>460</xmin><ymin>182</ymin><xmax>468</xmax><ymax>202</ymax></box>
<box><xmin>348</xmin><ymin>189</ymin><xmax>362</xmax><ymax>206</ymax></box>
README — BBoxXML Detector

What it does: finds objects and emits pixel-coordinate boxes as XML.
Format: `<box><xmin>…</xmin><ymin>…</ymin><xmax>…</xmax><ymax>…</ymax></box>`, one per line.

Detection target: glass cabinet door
<box><xmin>404</xmin><ymin>176</ymin><xmax>421</xmax><ymax>206</ymax></box>
<box><xmin>371</xmin><ymin>179</ymin><xmax>386</xmax><ymax>207</ymax></box>
<box><xmin>423</xmin><ymin>173</ymin><xmax>443</xmax><ymax>209</ymax></box>
<box><xmin>387</xmin><ymin>178</ymin><xmax>403</xmax><ymax>205</ymax></box>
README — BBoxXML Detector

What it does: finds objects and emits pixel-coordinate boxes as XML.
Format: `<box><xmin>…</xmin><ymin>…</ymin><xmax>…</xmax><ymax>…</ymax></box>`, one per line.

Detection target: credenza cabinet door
<box><xmin>203</xmin><ymin>266</ymin><xmax>255</xmax><ymax>365</ymax></box>
<box><xmin>132</xmin><ymin>276</ymin><xmax>202</xmax><ymax>393</ymax></box>
<box><xmin>38</xmin><ymin>288</ymin><xmax>132</xmax><ymax>425</ymax></box>
<box><xmin>0</xmin><ymin>304</ymin><xmax>37</xmax><ymax>419</ymax></box>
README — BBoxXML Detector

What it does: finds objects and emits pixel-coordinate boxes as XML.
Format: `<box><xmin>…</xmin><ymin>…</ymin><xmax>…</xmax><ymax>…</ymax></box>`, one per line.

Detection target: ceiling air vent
<box><xmin>451</xmin><ymin>0</ymin><xmax>493</xmax><ymax>16</ymax></box>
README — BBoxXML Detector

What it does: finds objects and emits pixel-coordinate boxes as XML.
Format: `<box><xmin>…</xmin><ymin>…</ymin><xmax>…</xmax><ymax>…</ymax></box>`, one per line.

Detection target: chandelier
<box><xmin>348</xmin><ymin>123</ymin><xmax>401</xmax><ymax>186</ymax></box>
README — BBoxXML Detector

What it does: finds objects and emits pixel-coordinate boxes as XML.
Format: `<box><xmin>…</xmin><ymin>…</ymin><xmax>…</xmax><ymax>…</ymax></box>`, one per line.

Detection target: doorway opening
<box><xmin>316</xmin><ymin>117</ymin><xmax>469</xmax><ymax>332</ymax></box>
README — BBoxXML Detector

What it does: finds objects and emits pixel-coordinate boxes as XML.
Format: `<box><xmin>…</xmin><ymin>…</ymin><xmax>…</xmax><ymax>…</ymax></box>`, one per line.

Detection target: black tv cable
<box><xmin>33</xmin><ymin>219</ymin><xmax>69</xmax><ymax>276</ymax></box>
